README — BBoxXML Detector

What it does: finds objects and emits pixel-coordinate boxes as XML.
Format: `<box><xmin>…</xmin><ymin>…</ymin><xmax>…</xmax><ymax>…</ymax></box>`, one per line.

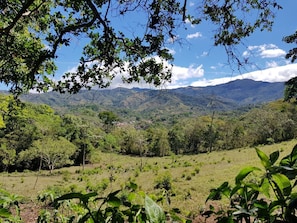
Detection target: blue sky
<box><xmin>54</xmin><ymin>0</ymin><xmax>297</xmax><ymax>90</ymax></box>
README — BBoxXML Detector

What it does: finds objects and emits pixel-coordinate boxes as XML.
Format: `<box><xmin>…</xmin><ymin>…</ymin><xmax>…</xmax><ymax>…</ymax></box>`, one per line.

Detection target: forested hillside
<box><xmin>20</xmin><ymin>79</ymin><xmax>285</xmax><ymax>123</ymax></box>
<box><xmin>21</xmin><ymin>79</ymin><xmax>284</xmax><ymax>109</ymax></box>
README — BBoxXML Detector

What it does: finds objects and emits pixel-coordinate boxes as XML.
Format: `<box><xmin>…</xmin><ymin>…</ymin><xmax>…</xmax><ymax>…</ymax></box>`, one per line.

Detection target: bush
<box><xmin>154</xmin><ymin>172</ymin><xmax>172</xmax><ymax>191</ymax></box>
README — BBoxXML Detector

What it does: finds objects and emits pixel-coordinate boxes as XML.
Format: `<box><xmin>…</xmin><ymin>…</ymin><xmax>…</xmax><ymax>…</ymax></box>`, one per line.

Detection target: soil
<box><xmin>19</xmin><ymin>202</ymin><xmax>40</xmax><ymax>223</ymax></box>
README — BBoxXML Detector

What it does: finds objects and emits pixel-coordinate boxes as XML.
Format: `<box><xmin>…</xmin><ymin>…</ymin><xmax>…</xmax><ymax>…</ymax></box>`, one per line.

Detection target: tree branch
<box><xmin>0</xmin><ymin>0</ymin><xmax>35</xmax><ymax>34</ymax></box>
<box><xmin>28</xmin><ymin>16</ymin><xmax>97</xmax><ymax>87</ymax></box>
<box><xmin>182</xmin><ymin>0</ymin><xmax>187</xmax><ymax>21</ymax></box>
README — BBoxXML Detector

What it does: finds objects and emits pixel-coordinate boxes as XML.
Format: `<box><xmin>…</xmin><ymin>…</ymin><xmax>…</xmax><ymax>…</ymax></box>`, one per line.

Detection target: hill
<box><xmin>20</xmin><ymin>79</ymin><xmax>285</xmax><ymax>118</ymax></box>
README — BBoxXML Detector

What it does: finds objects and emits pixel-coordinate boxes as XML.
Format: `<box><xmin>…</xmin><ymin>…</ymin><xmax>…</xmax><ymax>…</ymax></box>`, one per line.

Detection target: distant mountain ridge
<box><xmin>20</xmin><ymin>79</ymin><xmax>285</xmax><ymax>115</ymax></box>
<box><xmin>172</xmin><ymin>79</ymin><xmax>285</xmax><ymax>105</ymax></box>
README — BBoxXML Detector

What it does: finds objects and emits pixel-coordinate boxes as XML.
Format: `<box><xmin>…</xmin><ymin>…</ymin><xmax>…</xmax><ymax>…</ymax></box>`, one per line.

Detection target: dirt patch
<box><xmin>19</xmin><ymin>202</ymin><xmax>40</xmax><ymax>223</ymax></box>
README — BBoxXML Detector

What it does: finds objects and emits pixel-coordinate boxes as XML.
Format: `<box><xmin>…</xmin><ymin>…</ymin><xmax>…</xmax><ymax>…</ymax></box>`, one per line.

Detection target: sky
<box><xmin>54</xmin><ymin>0</ymin><xmax>297</xmax><ymax>90</ymax></box>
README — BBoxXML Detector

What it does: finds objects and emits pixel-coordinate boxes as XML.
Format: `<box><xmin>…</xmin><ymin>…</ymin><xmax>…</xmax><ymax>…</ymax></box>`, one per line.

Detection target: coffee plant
<box><xmin>204</xmin><ymin>145</ymin><xmax>297</xmax><ymax>222</ymax></box>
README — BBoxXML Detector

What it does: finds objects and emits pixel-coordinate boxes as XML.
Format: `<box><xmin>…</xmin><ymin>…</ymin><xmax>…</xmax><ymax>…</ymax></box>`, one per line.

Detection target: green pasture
<box><xmin>1</xmin><ymin>139</ymin><xmax>296</xmax><ymax>216</ymax></box>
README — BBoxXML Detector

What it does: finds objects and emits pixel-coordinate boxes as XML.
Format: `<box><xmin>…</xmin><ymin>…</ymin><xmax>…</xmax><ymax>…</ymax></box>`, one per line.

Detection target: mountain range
<box><xmin>20</xmin><ymin>79</ymin><xmax>285</xmax><ymax>118</ymax></box>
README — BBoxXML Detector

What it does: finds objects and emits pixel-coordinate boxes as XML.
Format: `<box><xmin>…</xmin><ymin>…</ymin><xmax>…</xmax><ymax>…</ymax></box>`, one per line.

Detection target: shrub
<box><xmin>154</xmin><ymin>172</ymin><xmax>172</xmax><ymax>191</ymax></box>
<box><xmin>194</xmin><ymin>167</ymin><xmax>200</xmax><ymax>174</ymax></box>
<box><xmin>186</xmin><ymin>175</ymin><xmax>192</xmax><ymax>181</ymax></box>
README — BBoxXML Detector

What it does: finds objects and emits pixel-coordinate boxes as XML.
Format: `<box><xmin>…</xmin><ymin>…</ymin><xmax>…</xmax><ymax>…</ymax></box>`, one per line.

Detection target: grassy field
<box><xmin>1</xmin><ymin>139</ymin><xmax>297</xmax><ymax>217</ymax></box>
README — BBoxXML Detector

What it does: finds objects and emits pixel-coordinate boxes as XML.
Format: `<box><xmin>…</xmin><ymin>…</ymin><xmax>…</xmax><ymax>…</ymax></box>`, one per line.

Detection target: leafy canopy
<box><xmin>0</xmin><ymin>0</ymin><xmax>287</xmax><ymax>96</ymax></box>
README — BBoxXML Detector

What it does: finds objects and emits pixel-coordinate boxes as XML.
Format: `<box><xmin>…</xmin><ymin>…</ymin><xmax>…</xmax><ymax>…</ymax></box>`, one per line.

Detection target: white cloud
<box><xmin>107</xmin><ymin>63</ymin><xmax>204</xmax><ymax>89</ymax></box>
<box><xmin>243</xmin><ymin>44</ymin><xmax>286</xmax><ymax>59</ymax></box>
<box><xmin>201</xmin><ymin>51</ymin><xmax>208</xmax><ymax>57</ymax></box>
<box><xmin>191</xmin><ymin>63</ymin><xmax>297</xmax><ymax>87</ymax></box>
<box><xmin>240</xmin><ymin>64</ymin><xmax>297</xmax><ymax>82</ymax></box>
<box><xmin>186</xmin><ymin>32</ymin><xmax>202</xmax><ymax>39</ymax></box>
<box><xmin>191</xmin><ymin>77</ymin><xmax>237</xmax><ymax>87</ymax></box>
<box><xmin>260</xmin><ymin>49</ymin><xmax>286</xmax><ymax>58</ymax></box>
<box><xmin>242</xmin><ymin>50</ymin><xmax>250</xmax><ymax>57</ymax></box>
<box><xmin>58</xmin><ymin>60</ymin><xmax>297</xmax><ymax>90</ymax></box>
<box><xmin>266</xmin><ymin>61</ymin><xmax>279</xmax><ymax>68</ymax></box>
<box><xmin>172</xmin><ymin>64</ymin><xmax>204</xmax><ymax>80</ymax></box>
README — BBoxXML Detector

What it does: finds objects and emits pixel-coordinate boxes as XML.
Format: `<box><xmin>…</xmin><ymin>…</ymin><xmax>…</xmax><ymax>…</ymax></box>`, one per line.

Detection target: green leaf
<box><xmin>235</xmin><ymin>166</ymin><xmax>260</xmax><ymax>185</ymax></box>
<box><xmin>269</xmin><ymin>151</ymin><xmax>279</xmax><ymax>165</ymax></box>
<box><xmin>269</xmin><ymin>200</ymin><xmax>282</xmax><ymax>214</ymax></box>
<box><xmin>107</xmin><ymin>190</ymin><xmax>121</xmax><ymax>199</ymax></box>
<box><xmin>206</xmin><ymin>182</ymin><xmax>230</xmax><ymax>202</ymax></box>
<box><xmin>281</xmin><ymin>144</ymin><xmax>297</xmax><ymax>167</ymax></box>
<box><xmin>206</xmin><ymin>189</ymin><xmax>220</xmax><ymax>202</ymax></box>
<box><xmin>260</xmin><ymin>177</ymin><xmax>270</xmax><ymax>198</ymax></box>
<box><xmin>0</xmin><ymin>208</ymin><xmax>11</xmax><ymax>218</ymax></box>
<box><xmin>271</xmin><ymin>173</ymin><xmax>292</xmax><ymax>196</ymax></box>
<box><xmin>219</xmin><ymin>183</ymin><xmax>231</xmax><ymax>198</ymax></box>
<box><xmin>255</xmin><ymin>148</ymin><xmax>271</xmax><ymax>169</ymax></box>
<box><xmin>127</xmin><ymin>192</ymin><xmax>137</xmax><ymax>202</ymax></box>
<box><xmin>254</xmin><ymin>200</ymin><xmax>268</xmax><ymax>209</ymax></box>
<box><xmin>128</xmin><ymin>182</ymin><xmax>138</xmax><ymax>191</ymax></box>
<box><xmin>291</xmin><ymin>144</ymin><xmax>297</xmax><ymax>159</ymax></box>
<box><xmin>107</xmin><ymin>196</ymin><xmax>121</xmax><ymax>208</ymax></box>
<box><xmin>230</xmin><ymin>185</ymin><xmax>242</xmax><ymax>197</ymax></box>
<box><xmin>78</xmin><ymin>213</ymin><xmax>91</xmax><ymax>223</ymax></box>
<box><xmin>144</xmin><ymin>195</ymin><xmax>165</xmax><ymax>223</ymax></box>
<box><xmin>55</xmin><ymin>192</ymin><xmax>85</xmax><ymax>201</ymax></box>
<box><xmin>54</xmin><ymin>192</ymin><xmax>97</xmax><ymax>207</ymax></box>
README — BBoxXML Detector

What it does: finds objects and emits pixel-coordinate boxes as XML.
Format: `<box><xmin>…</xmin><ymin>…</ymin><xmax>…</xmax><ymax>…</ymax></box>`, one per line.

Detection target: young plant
<box><xmin>0</xmin><ymin>188</ymin><xmax>22</xmax><ymax>222</ymax></box>
<box><xmin>204</xmin><ymin>145</ymin><xmax>297</xmax><ymax>223</ymax></box>
<box><xmin>40</xmin><ymin>182</ymin><xmax>167</xmax><ymax>223</ymax></box>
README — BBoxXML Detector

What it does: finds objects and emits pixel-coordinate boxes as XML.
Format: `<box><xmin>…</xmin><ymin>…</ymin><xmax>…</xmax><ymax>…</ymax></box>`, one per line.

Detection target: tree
<box><xmin>168</xmin><ymin>123</ymin><xmax>185</xmax><ymax>155</ymax></box>
<box><xmin>73</xmin><ymin>126</ymin><xmax>93</xmax><ymax>169</ymax></box>
<box><xmin>0</xmin><ymin>144</ymin><xmax>16</xmax><ymax>172</ymax></box>
<box><xmin>146</xmin><ymin>127</ymin><xmax>170</xmax><ymax>156</ymax></box>
<box><xmin>284</xmin><ymin>77</ymin><xmax>297</xmax><ymax>103</ymax></box>
<box><xmin>99</xmin><ymin>132</ymin><xmax>120</xmax><ymax>152</ymax></box>
<box><xmin>217</xmin><ymin>119</ymin><xmax>246</xmax><ymax>150</ymax></box>
<box><xmin>18</xmin><ymin>136</ymin><xmax>76</xmax><ymax>173</ymax></box>
<box><xmin>0</xmin><ymin>0</ymin><xmax>285</xmax><ymax>96</ymax></box>
<box><xmin>243</xmin><ymin>108</ymin><xmax>295</xmax><ymax>145</ymax></box>
<box><xmin>0</xmin><ymin>98</ymin><xmax>39</xmax><ymax>159</ymax></box>
<box><xmin>98</xmin><ymin>111</ymin><xmax>119</xmax><ymax>133</ymax></box>
<box><xmin>184</xmin><ymin>120</ymin><xmax>205</xmax><ymax>154</ymax></box>
<box><xmin>116</xmin><ymin>125</ymin><xmax>147</xmax><ymax>155</ymax></box>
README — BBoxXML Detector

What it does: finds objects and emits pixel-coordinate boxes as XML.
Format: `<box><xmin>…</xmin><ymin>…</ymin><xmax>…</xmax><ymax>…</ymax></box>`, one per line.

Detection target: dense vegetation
<box><xmin>1</xmin><ymin>93</ymin><xmax>297</xmax><ymax>173</ymax></box>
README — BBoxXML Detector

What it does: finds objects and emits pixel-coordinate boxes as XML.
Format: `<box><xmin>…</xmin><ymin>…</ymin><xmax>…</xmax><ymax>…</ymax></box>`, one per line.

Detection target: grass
<box><xmin>1</xmin><ymin>139</ymin><xmax>297</xmax><ymax>216</ymax></box>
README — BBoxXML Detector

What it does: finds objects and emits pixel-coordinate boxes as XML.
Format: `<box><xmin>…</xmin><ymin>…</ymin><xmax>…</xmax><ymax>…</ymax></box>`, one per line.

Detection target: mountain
<box><xmin>20</xmin><ymin>79</ymin><xmax>285</xmax><ymax>118</ymax></box>
<box><xmin>172</xmin><ymin>79</ymin><xmax>285</xmax><ymax>105</ymax></box>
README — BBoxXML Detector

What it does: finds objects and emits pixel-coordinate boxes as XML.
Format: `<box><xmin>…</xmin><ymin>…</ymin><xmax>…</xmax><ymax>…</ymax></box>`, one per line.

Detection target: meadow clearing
<box><xmin>1</xmin><ymin>139</ymin><xmax>297</xmax><ymax>221</ymax></box>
